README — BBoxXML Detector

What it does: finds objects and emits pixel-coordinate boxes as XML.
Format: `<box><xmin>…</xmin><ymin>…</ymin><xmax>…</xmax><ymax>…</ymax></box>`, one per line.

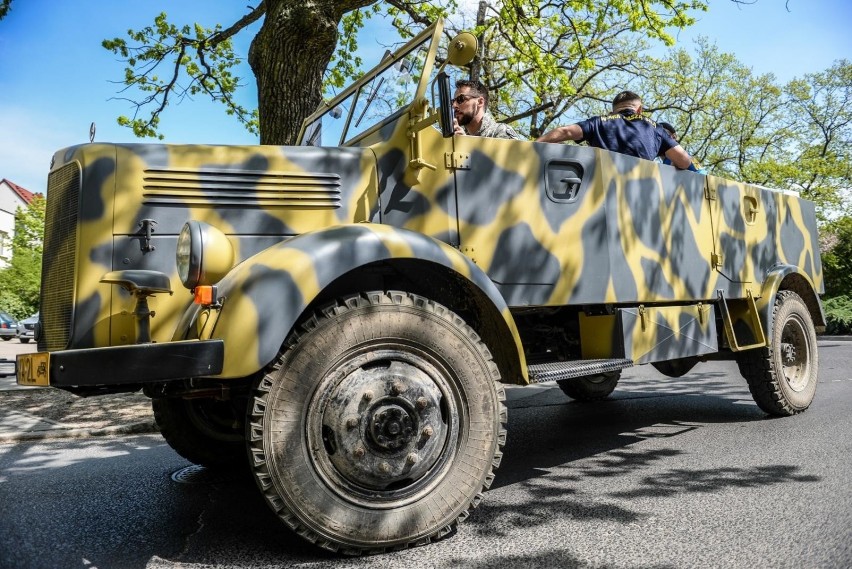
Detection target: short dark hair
<box><xmin>658</xmin><ymin>122</ymin><xmax>676</xmax><ymax>135</ymax></box>
<box><xmin>456</xmin><ymin>79</ymin><xmax>488</xmax><ymax>105</ymax></box>
<box><xmin>612</xmin><ymin>90</ymin><xmax>641</xmax><ymax>110</ymax></box>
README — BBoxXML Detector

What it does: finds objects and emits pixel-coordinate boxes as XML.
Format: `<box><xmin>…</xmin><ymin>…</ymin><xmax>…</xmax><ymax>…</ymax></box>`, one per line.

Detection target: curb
<box><xmin>819</xmin><ymin>336</ymin><xmax>852</xmax><ymax>342</ymax></box>
<box><xmin>0</xmin><ymin>420</ymin><xmax>158</xmax><ymax>444</ymax></box>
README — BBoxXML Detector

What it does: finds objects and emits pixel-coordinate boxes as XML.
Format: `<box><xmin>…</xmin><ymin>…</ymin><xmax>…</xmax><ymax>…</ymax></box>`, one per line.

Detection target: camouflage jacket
<box><xmin>467</xmin><ymin>112</ymin><xmax>523</xmax><ymax>140</ymax></box>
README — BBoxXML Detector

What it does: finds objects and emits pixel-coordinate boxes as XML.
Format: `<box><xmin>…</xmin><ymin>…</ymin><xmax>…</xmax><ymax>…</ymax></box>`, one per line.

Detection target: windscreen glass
<box><xmin>299</xmin><ymin>35</ymin><xmax>433</xmax><ymax>146</ymax></box>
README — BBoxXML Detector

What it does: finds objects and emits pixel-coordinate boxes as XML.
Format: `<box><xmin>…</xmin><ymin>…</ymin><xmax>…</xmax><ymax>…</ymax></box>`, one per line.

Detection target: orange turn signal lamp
<box><xmin>193</xmin><ymin>285</ymin><xmax>218</xmax><ymax>306</ymax></box>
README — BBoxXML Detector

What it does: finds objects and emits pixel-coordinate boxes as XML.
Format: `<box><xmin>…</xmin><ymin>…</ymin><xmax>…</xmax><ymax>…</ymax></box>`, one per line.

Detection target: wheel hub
<box><xmin>782</xmin><ymin>342</ymin><xmax>797</xmax><ymax>365</ymax></box>
<box><xmin>368</xmin><ymin>403</ymin><xmax>417</xmax><ymax>452</ymax></box>
<box><xmin>308</xmin><ymin>351</ymin><xmax>457</xmax><ymax>501</ymax></box>
<box><xmin>780</xmin><ymin>316</ymin><xmax>809</xmax><ymax>392</ymax></box>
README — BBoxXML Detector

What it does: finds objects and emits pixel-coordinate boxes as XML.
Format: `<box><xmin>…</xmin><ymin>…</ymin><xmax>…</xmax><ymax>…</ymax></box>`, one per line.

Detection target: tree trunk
<box><xmin>249</xmin><ymin>0</ymin><xmax>376</xmax><ymax>145</ymax></box>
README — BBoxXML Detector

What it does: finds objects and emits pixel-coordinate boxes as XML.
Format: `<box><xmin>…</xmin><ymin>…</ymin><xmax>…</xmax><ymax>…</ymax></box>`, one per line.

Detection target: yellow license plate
<box><xmin>17</xmin><ymin>352</ymin><xmax>50</xmax><ymax>386</ymax></box>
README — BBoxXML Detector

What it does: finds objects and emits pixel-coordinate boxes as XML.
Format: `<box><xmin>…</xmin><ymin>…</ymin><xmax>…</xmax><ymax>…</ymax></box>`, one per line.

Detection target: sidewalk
<box><xmin>0</xmin><ymin>387</ymin><xmax>157</xmax><ymax>443</ymax></box>
<box><xmin>0</xmin><ymin>342</ymin><xmax>156</xmax><ymax>444</ymax></box>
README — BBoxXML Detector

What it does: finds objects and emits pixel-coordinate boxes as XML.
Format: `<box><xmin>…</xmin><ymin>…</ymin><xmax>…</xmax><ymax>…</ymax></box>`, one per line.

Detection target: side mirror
<box><xmin>447</xmin><ymin>33</ymin><xmax>478</xmax><ymax>67</ymax></box>
<box><xmin>437</xmin><ymin>72</ymin><xmax>454</xmax><ymax>138</ymax></box>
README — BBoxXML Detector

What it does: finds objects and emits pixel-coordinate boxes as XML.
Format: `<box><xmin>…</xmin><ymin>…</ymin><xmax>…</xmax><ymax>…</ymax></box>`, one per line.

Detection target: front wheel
<box><xmin>248</xmin><ymin>291</ymin><xmax>506</xmax><ymax>554</ymax></box>
<box><xmin>19</xmin><ymin>338</ymin><xmax>29</xmax><ymax>344</ymax></box>
<box><xmin>557</xmin><ymin>371</ymin><xmax>621</xmax><ymax>401</ymax></box>
<box><xmin>736</xmin><ymin>290</ymin><xmax>819</xmax><ymax>416</ymax></box>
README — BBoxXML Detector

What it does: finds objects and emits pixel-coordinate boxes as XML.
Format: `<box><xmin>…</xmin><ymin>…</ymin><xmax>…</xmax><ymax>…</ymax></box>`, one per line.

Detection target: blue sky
<box><xmin>1</xmin><ymin>0</ymin><xmax>850</xmax><ymax>194</ymax></box>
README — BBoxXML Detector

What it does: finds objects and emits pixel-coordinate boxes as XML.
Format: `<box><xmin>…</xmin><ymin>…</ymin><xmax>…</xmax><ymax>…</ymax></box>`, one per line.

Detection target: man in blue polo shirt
<box><xmin>536</xmin><ymin>91</ymin><xmax>695</xmax><ymax>170</ymax></box>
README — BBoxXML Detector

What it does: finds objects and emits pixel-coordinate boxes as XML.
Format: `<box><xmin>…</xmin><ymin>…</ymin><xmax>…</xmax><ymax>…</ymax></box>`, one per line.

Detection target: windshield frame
<box><xmin>297</xmin><ymin>20</ymin><xmax>444</xmax><ymax>147</ymax></box>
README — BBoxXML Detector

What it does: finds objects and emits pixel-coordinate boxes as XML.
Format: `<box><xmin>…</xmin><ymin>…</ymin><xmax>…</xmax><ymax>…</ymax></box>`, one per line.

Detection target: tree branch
<box><xmin>207</xmin><ymin>2</ymin><xmax>267</xmax><ymax>46</ymax></box>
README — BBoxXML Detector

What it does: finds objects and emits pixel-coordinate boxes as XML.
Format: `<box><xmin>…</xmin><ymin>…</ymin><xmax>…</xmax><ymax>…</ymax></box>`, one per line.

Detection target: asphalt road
<box><xmin>1</xmin><ymin>341</ymin><xmax>850</xmax><ymax>569</ymax></box>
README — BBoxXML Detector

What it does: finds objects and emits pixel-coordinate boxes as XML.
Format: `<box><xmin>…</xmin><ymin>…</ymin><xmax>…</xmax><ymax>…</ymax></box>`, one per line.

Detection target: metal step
<box><xmin>527</xmin><ymin>358</ymin><xmax>633</xmax><ymax>384</ymax></box>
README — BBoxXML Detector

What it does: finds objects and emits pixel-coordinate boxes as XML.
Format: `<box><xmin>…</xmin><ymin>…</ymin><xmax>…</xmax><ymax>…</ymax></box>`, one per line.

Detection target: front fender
<box><xmin>181</xmin><ymin>223</ymin><xmax>525</xmax><ymax>379</ymax></box>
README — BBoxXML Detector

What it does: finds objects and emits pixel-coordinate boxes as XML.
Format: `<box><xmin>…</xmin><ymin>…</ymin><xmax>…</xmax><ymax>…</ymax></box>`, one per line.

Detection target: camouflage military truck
<box><xmin>18</xmin><ymin>21</ymin><xmax>824</xmax><ymax>554</ymax></box>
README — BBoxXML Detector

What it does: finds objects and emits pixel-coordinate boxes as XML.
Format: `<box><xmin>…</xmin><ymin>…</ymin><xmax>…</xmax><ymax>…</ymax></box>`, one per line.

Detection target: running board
<box><xmin>527</xmin><ymin>359</ymin><xmax>634</xmax><ymax>384</ymax></box>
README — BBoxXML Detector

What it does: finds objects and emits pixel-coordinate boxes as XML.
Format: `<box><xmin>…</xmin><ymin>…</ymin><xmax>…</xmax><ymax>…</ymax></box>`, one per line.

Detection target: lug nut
<box><xmin>363</xmin><ymin>390</ymin><xmax>374</xmax><ymax>401</ymax></box>
<box><xmin>416</xmin><ymin>397</ymin><xmax>428</xmax><ymax>409</ymax></box>
<box><xmin>406</xmin><ymin>453</ymin><xmax>419</xmax><ymax>465</ymax></box>
<box><xmin>378</xmin><ymin>462</ymin><xmax>391</xmax><ymax>474</ymax></box>
<box><xmin>346</xmin><ymin>417</ymin><xmax>359</xmax><ymax>429</ymax></box>
<box><xmin>353</xmin><ymin>446</ymin><xmax>365</xmax><ymax>459</ymax></box>
<box><xmin>422</xmin><ymin>426</ymin><xmax>433</xmax><ymax>438</ymax></box>
<box><xmin>391</xmin><ymin>382</ymin><xmax>405</xmax><ymax>395</ymax></box>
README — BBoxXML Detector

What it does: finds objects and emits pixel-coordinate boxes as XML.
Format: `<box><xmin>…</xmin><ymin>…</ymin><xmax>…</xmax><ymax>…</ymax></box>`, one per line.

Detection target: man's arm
<box><xmin>536</xmin><ymin>124</ymin><xmax>583</xmax><ymax>143</ymax></box>
<box><xmin>664</xmin><ymin>145</ymin><xmax>694</xmax><ymax>170</ymax></box>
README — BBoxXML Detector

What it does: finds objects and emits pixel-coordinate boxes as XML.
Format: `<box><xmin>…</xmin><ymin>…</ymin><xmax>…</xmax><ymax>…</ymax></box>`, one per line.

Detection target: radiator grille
<box><xmin>142</xmin><ymin>168</ymin><xmax>342</xmax><ymax>208</ymax></box>
<box><xmin>39</xmin><ymin>162</ymin><xmax>81</xmax><ymax>351</ymax></box>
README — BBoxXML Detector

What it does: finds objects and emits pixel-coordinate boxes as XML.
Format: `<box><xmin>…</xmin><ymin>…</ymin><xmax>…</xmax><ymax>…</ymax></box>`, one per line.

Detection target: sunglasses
<box><xmin>452</xmin><ymin>94</ymin><xmax>477</xmax><ymax>105</ymax></box>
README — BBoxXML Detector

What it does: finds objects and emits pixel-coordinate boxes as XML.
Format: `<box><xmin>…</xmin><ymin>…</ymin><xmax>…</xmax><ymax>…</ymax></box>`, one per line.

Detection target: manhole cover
<box><xmin>170</xmin><ymin>464</ymin><xmax>242</xmax><ymax>485</ymax></box>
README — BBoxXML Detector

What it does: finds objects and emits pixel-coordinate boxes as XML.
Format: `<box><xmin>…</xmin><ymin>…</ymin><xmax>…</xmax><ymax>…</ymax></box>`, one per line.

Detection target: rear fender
<box><xmin>179</xmin><ymin>224</ymin><xmax>526</xmax><ymax>379</ymax></box>
<box><xmin>756</xmin><ymin>265</ymin><xmax>826</xmax><ymax>342</ymax></box>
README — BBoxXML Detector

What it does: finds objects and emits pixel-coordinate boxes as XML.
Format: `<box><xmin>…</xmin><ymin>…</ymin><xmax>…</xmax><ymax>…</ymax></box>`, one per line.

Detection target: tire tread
<box><xmin>247</xmin><ymin>290</ymin><xmax>507</xmax><ymax>555</ymax></box>
<box><xmin>737</xmin><ymin>290</ymin><xmax>818</xmax><ymax>416</ymax></box>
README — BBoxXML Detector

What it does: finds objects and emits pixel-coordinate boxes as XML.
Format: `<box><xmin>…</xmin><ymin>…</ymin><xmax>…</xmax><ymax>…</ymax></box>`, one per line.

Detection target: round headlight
<box><xmin>177</xmin><ymin>221</ymin><xmax>202</xmax><ymax>289</ymax></box>
<box><xmin>176</xmin><ymin>221</ymin><xmax>235</xmax><ymax>290</ymax></box>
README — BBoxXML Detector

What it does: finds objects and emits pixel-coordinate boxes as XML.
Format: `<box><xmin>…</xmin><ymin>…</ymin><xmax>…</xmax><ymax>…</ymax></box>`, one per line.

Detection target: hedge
<box><xmin>823</xmin><ymin>295</ymin><xmax>852</xmax><ymax>335</ymax></box>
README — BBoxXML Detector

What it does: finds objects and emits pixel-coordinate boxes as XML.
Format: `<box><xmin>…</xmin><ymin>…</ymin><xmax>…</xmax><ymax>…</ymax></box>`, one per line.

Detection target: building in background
<box><xmin>0</xmin><ymin>179</ymin><xmax>37</xmax><ymax>268</ymax></box>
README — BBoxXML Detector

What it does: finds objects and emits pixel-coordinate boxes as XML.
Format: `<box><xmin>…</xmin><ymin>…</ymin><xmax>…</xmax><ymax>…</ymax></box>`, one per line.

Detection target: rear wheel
<box><xmin>736</xmin><ymin>290</ymin><xmax>818</xmax><ymax>416</ymax></box>
<box><xmin>652</xmin><ymin>357</ymin><xmax>699</xmax><ymax>378</ymax></box>
<box><xmin>19</xmin><ymin>338</ymin><xmax>29</xmax><ymax>344</ymax></box>
<box><xmin>557</xmin><ymin>371</ymin><xmax>621</xmax><ymax>401</ymax></box>
<box><xmin>248</xmin><ymin>291</ymin><xmax>506</xmax><ymax>554</ymax></box>
<box><xmin>153</xmin><ymin>396</ymin><xmax>247</xmax><ymax>467</ymax></box>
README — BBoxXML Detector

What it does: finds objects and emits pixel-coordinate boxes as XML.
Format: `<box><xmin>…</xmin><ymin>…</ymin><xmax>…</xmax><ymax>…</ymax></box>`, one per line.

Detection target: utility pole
<box><xmin>469</xmin><ymin>0</ymin><xmax>488</xmax><ymax>82</ymax></box>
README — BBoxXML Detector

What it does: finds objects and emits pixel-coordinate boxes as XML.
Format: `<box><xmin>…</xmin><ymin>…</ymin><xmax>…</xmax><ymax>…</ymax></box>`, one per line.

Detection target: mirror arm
<box><xmin>407</xmin><ymin>98</ymin><xmax>439</xmax><ymax>172</ymax></box>
<box><xmin>409</xmin><ymin>112</ymin><xmax>440</xmax><ymax>132</ymax></box>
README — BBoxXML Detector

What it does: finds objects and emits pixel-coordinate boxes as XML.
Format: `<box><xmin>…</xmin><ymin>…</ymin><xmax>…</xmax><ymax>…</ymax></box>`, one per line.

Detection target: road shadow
<box><xmin>454</xmin><ymin>368</ymin><xmax>821</xmax><ymax>548</ymax></box>
<box><xmin>0</xmin><ymin>437</ymin><xmax>325</xmax><ymax>569</ymax></box>
<box><xmin>0</xmin><ymin>365</ymin><xmax>824</xmax><ymax>568</ymax></box>
<box><xmin>495</xmin><ymin>367</ymin><xmax>766</xmax><ymax>489</ymax></box>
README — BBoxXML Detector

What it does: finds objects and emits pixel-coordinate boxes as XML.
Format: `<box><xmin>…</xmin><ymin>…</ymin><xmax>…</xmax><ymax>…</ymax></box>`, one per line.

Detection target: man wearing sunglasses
<box><xmin>537</xmin><ymin>90</ymin><xmax>695</xmax><ymax>170</ymax></box>
<box><xmin>452</xmin><ymin>79</ymin><xmax>522</xmax><ymax>140</ymax></box>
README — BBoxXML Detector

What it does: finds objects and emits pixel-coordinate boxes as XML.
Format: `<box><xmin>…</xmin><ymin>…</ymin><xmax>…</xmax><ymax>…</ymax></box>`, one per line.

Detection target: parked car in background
<box><xmin>0</xmin><ymin>312</ymin><xmax>17</xmax><ymax>341</ymax></box>
<box><xmin>16</xmin><ymin>312</ymin><xmax>38</xmax><ymax>344</ymax></box>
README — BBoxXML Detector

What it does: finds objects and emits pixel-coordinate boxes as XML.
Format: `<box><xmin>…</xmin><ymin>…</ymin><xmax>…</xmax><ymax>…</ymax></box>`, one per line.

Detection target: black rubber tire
<box><xmin>152</xmin><ymin>396</ymin><xmax>247</xmax><ymax>467</ymax></box>
<box><xmin>19</xmin><ymin>338</ymin><xmax>29</xmax><ymax>344</ymax></box>
<box><xmin>652</xmin><ymin>357</ymin><xmax>698</xmax><ymax>378</ymax></box>
<box><xmin>557</xmin><ymin>371</ymin><xmax>620</xmax><ymax>401</ymax></box>
<box><xmin>248</xmin><ymin>291</ymin><xmax>506</xmax><ymax>554</ymax></box>
<box><xmin>1</xmin><ymin>336</ymin><xmax>12</xmax><ymax>341</ymax></box>
<box><xmin>736</xmin><ymin>290</ymin><xmax>819</xmax><ymax>416</ymax></box>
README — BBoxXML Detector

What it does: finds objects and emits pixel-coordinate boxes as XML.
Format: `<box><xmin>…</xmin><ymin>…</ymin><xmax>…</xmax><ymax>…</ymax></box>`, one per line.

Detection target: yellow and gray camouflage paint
<box><xmin>35</xmin><ymin>19</ymin><xmax>823</xmax><ymax>388</ymax></box>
